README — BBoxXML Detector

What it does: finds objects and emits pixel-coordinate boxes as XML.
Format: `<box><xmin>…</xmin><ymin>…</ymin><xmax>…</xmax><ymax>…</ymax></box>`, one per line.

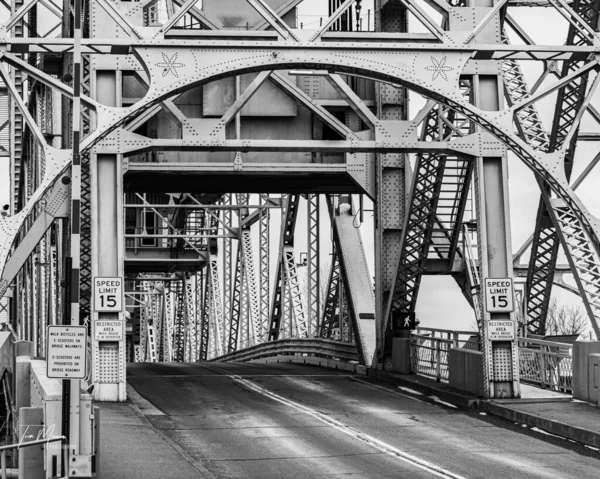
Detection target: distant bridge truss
<box><xmin>0</xmin><ymin>0</ymin><xmax>599</xmax><ymax>400</ymax></box>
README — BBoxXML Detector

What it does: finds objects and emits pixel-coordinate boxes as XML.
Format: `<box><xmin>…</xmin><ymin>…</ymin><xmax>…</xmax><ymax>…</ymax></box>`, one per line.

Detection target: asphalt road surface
<box><xmin>107</xmin><ymin>362</ymin><xmax>600</xmax><ymax>478</ymax></box>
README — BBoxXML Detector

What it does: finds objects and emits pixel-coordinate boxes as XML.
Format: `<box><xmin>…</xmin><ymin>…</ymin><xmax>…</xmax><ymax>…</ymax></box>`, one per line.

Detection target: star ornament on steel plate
<box><xmin>425</xmin><ymin>56</ymin><xmax>454</xmax><ymax>81</ymax></box>
<box><xmin>156</xmin><ymin>52</ymin><xmax>185</xmax><ymax>78</ymax></box>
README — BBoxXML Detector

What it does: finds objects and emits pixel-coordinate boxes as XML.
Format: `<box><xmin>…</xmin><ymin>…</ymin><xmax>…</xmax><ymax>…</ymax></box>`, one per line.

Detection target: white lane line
<box><xmin>350</xmin><ymin>378</ymin><xmax>431</xmax><ymax>405</ymax></box>
<box><xmin>429</xmin><ymin>396</ymin><xmax>457</xmax><ymax>409</ymax></box>
<box><xmin>398</xmin><ymin>386</ymin><xmax>424</xmax><ymax>396</ymax></box>
<box><xmin>234</xmin><ymin>376</ymin><xmax>467</xmax><ymax>479</ymax></box>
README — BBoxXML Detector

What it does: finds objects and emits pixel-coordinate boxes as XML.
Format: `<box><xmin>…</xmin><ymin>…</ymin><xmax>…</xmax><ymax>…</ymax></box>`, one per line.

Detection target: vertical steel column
<box><xmin>183</xmin><ymin>274</ymin><xmax>197</xmax><ymax>362</ymax></box>
<box><xmin>66</xmin><ymin>0</ymin><xmax>84</xmax><ymax>462</ymax></box>
<box><xmin>91</xmin><ymin>69</ymin><xmax>126</xmax><ymax>401</ymax></box>
<box><xmin>269</xmin><ymin>195</ymin><xmax>307</xmax><ymax>339</ymax></box>
<box><xmin>209</xmin><ymin>255</ymin><xmax>223</xmax><ymax>358</ymax></box>
<box><xmin>139</xmin><ymin>280</ymin><xmax>149</xmax><ymax>361</ymax></box>
<box><xmin>236</xmin><ymin>194</ymin><xmax>260</xmax><ymax>346</ymax></box>
<box><xmin>374</xmin><ymin>3</ymin><xmax>408</xmax><ymax>361</ymax></box>
<box><xmin>200</xmin><ymin>268</ymin><xmax>211</xmax><ymax>361</ymax></box>
<box><xmin>9</xmin><ymin>0</ymin><xmax>25</xmax><ymax>212</ymax></box>
<box><xmin>319</xmin><ymin>245</ymin><xmax>340</xmax><ymax>339</ymax></box>
<box><xmin>259</xmin><ymin>194</ymin><xmax>270</xmax><ymax>340</ymax></box>
<box><xmin>163</xmin><ymin>280</ymin><xmax>174</xmax><ymax>362</ymax></box>
<box><xmin>470</xmin><ymin>0</ymin><xmax>519</xmax><ymax>398</ymax></box>
<box><xmin>173</xmin><ymin>278</ymin><xmax>186</xmax><ymax>361</ymax></box>
<box><xmin>307</xmin><ymin>194</ymin><xmax>320</xmax><ymax>336</ymax></box>
<box><xmin>229</xmin><ymin>246</ymin><xmax>242</xmax><ymax>352</ymax></box>
<box><xmin>222</xmin><ymin>194</ymin><xmax>232</xmax><ymax>352</ymax></box>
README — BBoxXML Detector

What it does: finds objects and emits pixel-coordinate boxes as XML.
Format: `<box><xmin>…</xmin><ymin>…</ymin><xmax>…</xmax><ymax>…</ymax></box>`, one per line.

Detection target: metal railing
<box><xmin>410</xmin><ymin>328</ymin><xmax>481</xmax><ymax>382</ymax></box>
<box><xmin>212</xmin><ymin>338</ymin><xmax>359</xmax><ymax>363</ymax></box>
<box><xmin>0</xmin><ymin>436</ymin><xmax>66</xmax><ymax>479</ymax></box>
<box><xmin>410</xmin><ymin>329</ymin><xmax>574</xmax><ymax>393</ymax></box>
<box><xmin>518</xmin><ymin>337</ymin><xmax>573</xmax><ymax>393</ymax></box>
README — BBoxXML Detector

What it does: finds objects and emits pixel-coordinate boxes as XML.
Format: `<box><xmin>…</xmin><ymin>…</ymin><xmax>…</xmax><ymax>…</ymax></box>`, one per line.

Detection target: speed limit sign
<box><xmin>94</xmin><ymin>277</ymin><xmax>123</xmax><ymax>312</ymax></box>
<box><xmin>484</xmin><ymin>278</ymin><xmax>514</xmax><ymax>313</ymax></box>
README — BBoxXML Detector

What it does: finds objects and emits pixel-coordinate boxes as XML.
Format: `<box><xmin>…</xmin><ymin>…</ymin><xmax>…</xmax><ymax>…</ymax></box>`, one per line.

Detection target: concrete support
<box><xmin>573</xmin><ymin>341</ymin><xmax>600</xmax><ymax>402</ymax></box>
<box><xmin>91</xmin><ymin>70</ymin><xmax>126</xmax><ymax>401</ymax></box>
<box><xmin>15</xmin><ymin>355</ymin><xmax>30</xmax><ymax>411</ymax></box>
<box><xmin>449</xmin><ymin>348</ymin><xmax>484</xmax><ymax>397</ymax></box>
<box><xmin>18</xmin><ymin>407</ymin><xmax>44</xmax><ymax>479</ymax></box>
<box><xmin>391</xmin><ymin>337</ymin><xmax>410</xmax><ymax>374</ymax></box>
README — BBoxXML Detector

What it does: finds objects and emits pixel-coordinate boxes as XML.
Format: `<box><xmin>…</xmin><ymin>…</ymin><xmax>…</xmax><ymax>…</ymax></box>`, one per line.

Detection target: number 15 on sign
<box><xmin>484</xmin><ymin>278</ymin><xmax>515</xmax><ymax>313</ymax></box>
<box><xmin>94</xmin><ymin>277</ymin><xmax>123</xmax><ymax>312</ymax></box>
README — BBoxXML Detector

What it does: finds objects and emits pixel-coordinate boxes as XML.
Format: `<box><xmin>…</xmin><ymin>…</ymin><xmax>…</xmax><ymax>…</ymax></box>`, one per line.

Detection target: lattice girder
<box><xmin>2</xmin><ymin>6</ymin><xmax>600</xmax><ymax>365</ymax></box>
<box><xmin>208</xmin><ymin>256</ymin><xmax>224</xmax><ymax>358</ymax></box>
<box><xmin>320</xmin><ymin>246</ymin><xmax>341</xmax><ymax>340</ymax></box>
<box><xmin>503</xmin><ymin>0</ymin><xmax>600</xmax><ymax>335</ymax></box>
<box><xmin>2</xmin><ymin>38</ymin><xmax>600</xmax><ymax>316</ymax></box>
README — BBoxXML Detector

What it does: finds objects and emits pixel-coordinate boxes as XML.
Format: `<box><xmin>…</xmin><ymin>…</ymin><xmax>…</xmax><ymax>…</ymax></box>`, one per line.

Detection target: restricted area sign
<box><xmin>484</xmin><ymin>278</ymin><xmax>515</xmax><ymax>313</ymax></box>
<box><xmin>94</xmin><ymin>320</ymin><xmax>124</xmax><ymax>341</ymax></box>
<box><xmin>488</xmin><ymin>320</ymin><xmax>515</xmax><ymax>341</ymax></box>
<box><xmin>47</xmin><ymin>325</ymin><xmax>87</xmax><ymax>379</ymax></box>
<box><xmin>94</xmin><ymin>277</ymin><xmax>123</xmax><ymax>312</ymax></box>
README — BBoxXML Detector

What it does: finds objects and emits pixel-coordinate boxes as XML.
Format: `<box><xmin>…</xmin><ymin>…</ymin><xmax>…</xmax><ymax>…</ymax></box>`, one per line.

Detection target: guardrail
<box><xmin>212</xmin><ymin>338</ymin><xmax>359</xmax><ymax>363</ymax></box>
<box><xmin>0</xmin><ymin>436</ymin><xmax>66</xmax><ymax>479</ymax></box>
<box><xmin>410</xmin><ymin>329</ymin><xmax>574</xmax><ymax>393</ymax></box>
<box><xmin>518</xmin><ymin>337</ymin><xmax>573</xmax><ymax>393</ymax></box>
<box><xmin>414</xmin><ymin>328</ymin><xmax>481</xmax><ymax>350</ymax></box>
<box><xmin>411</xmin><ymin>328</ymin><xmax>481</xmax><ymax>382</ymax></box>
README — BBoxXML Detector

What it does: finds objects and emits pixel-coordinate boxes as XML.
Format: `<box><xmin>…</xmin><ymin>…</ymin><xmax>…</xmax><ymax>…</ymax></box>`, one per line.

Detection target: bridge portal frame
<box><xmin>1</xmin><ymin>2</ymin><xmax>599</xmax><ymax>401</ymax></box>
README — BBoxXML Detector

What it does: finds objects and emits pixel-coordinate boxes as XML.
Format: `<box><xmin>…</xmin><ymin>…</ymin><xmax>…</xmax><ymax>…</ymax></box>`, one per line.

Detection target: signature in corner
<box><xmin>19</xmin><ymin>423</ymin><xmax>63</xmax><ymax>448</ymax></box>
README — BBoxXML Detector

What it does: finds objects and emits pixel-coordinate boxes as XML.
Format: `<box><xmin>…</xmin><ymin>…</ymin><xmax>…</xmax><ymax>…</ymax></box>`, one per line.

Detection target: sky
<box><xmin>1</xmin><ymin>1</ymin><xmax>597</xmax><ymax>333</ymax></box>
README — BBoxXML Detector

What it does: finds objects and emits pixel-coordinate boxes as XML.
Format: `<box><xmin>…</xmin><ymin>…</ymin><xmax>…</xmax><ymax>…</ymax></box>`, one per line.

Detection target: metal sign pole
<box><xmin>66</xmin><ymin>0</ymin><xmax>84</xmax><ymax>474</ymax></box>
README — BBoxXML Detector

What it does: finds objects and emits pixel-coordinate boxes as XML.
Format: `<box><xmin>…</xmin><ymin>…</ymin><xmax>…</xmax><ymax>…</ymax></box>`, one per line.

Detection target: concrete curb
<box><xmin>366</xmin><ymin>369</ymin><xmax>600</xmax><ymax>449</ymax></box>
<box><xmin>365</xmin><ymin>368</ymin><xmax>483</xmax><ymax>409</ymax></box>
<box><xmin>481</xmin><ymin>401</ymin><xmax>600</xmax><ymax>449</ymax></box>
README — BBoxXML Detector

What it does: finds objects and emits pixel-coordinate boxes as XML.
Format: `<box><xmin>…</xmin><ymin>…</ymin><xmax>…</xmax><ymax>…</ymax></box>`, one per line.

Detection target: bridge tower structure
<box><xmin>0</xmin><ymin>0</ymin><xmax>599</xmax><ymax>409</ymax></box>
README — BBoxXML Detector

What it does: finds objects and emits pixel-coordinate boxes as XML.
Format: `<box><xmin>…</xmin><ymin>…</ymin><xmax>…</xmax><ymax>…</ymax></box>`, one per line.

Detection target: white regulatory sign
<box><xmin>47</xmin><ymin>325</ymin><xmax>87</xmax><ymax>379</ymax></box>
<box><xmin>94</xmin><ymin>320</ymin><xmax>124</xmax><ymax>341</ymax></box>
<box><xmin>488</xmin><ymin>320</ymin><xmax>515</xmax><ymax>341</ymax></box>
<box><xmin>484</xmin><ymin>278</ymin><xmax>515</xmax><ymax>313</ymax></box>
<box><xmin>94</xmin><ymin>277</ymin><xmax>123</xmax><ymax>312</ymax></box>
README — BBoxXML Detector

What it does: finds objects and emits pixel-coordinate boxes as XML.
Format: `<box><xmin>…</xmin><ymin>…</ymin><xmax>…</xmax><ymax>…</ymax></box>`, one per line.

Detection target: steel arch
<box><xmin>1</xmin><ymin>43</ymin><xmax>599</xmax><ymax>335</ymax></box>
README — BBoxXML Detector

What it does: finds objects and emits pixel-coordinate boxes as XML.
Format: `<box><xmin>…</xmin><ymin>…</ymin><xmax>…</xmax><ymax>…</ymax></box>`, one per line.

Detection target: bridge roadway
<box><xmin>100</xmin><ymin>362</ymin><xmax>600</xmax><ymax>478</ymax></box>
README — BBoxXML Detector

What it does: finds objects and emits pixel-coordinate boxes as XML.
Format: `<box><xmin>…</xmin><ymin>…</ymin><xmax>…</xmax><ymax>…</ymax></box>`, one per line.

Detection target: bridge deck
<box><xmin>97</xmin><ymin>362</ymin><xmax>600</xmax><ymax>478</ymax></box>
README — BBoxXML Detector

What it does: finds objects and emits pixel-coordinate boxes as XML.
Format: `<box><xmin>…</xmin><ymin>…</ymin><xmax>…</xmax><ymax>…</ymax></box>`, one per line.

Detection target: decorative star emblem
<box><xmin>425</xmin><ymin>56</ymin><xmax>454</xmax><ymax>81</ymax></box>
<box><xmin>156</xmin><ymin>52</ymin><xmax>185</xmax><ymax>78</ymax></box>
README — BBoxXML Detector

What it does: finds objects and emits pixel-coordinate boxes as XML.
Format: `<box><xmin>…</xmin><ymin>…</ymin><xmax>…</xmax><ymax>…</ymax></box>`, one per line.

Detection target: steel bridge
<box><xmin>1</xmin><ymin>0</ymin><xmax>600</xmax><ymax>476</ymax></box>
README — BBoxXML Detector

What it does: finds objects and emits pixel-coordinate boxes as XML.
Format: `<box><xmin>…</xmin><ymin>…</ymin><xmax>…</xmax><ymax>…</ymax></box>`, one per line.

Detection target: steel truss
<box><xmin>523</xmin><ymin>0</ymin><xmax>600</xmax><ymax>337</ymax></box>
<box><xmin>1</xmin><ymin>0</ymin><xmax>600</xmax><ymax>374</ymax></box>
<box><xmin>385</xmin><ymin>82</ymin><xmax>474</xmax><ymax>346</ymax></box>
<box><xmin>269</xmin><ymin>195</ymin><xmax>307</xmax><ymax>340</ymax></box>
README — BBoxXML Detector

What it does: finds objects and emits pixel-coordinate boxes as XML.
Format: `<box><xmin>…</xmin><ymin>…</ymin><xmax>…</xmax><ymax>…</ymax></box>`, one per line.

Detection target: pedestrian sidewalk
<box><xmin>367</xmin><ymin>368</ymin><xmax>600</xmax><ymax>449</ymax></box>
<box><xmin>97</xmin><ymin>386</ymin><xmax>213</xmax><ymax>479</ymax></box>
